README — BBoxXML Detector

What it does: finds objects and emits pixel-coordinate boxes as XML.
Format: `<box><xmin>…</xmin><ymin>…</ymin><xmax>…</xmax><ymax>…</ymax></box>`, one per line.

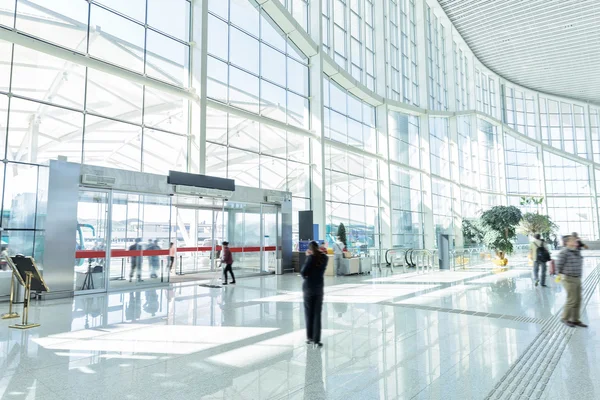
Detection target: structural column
<box><xmin>190</xmin><ymin>0</ymin><xmax>209</xmax><ymax>174</ymax></box>
<box><xmin>308</xmin><ymin>0</ymin><xmax>327</xmax><ymax>241</ymax></box>
<box><xmin>415</xmin><ymin>0</ymin><xmax>434</xmax><ymax>249</ymax></box>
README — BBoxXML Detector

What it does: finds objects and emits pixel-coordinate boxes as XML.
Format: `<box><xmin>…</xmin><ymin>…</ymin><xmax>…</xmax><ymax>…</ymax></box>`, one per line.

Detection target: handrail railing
<box><xmin>383</xmin><ymin>247</ymin><xmax>441</xmax><ymax>274</ymax></box>
<box><xmin>450</xmin><ymin>244</ymin><xmax>530</xmax><ymax>270</ymax></box>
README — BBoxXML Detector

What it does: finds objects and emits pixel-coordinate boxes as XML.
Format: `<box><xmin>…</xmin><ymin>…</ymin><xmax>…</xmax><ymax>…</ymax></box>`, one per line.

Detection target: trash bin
<box><xmin>276</xmin><ymin>260</ymin><xmax>283</xmax><ymax>275</ymax></box>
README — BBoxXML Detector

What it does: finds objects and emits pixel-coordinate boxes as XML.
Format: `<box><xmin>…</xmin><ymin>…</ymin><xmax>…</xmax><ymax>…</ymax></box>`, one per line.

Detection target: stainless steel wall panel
<box><xmin>42</xmin><ymin>160</ymin><xmax>80</xmax><ymax>297</ymax></box>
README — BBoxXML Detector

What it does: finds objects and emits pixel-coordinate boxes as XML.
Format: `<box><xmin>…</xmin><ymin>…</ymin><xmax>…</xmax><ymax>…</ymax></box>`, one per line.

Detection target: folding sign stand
<box><xmin>1</xmin><ymin>257</ymin><xmax>23</xmax><ymax>320</ymax></box>
<box><xmin>9</xmin><ymin>256</ymin><xmax>49</xmax><ymax>330</ymax></box>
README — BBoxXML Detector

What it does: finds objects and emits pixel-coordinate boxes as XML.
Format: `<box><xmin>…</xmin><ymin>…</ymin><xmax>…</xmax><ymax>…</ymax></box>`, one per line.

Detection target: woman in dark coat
<box><xmin>301</xmin><ymin>241</ymin><xmax>328</xmax><ymax>347</ymax></box>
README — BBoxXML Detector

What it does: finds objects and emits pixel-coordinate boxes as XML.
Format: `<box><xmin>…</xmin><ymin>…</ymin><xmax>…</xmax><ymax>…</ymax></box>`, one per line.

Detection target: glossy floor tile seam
<box><xmin>383</xmin><ymin>302</ymin><xmax>546</xmax><ymax>325</ymax></box>
<box><xmin>485</xmin><ymin>265</ymin><xmax>600</xmax><ymax>400</ymax></box>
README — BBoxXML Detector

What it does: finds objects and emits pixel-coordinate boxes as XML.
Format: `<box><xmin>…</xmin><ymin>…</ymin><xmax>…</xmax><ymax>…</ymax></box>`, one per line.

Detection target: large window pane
<box><xmin>89</xmin><ymin>5</ymin><xmax>145</xmax><ymax>73</ymax></box>
<box><xmin>230</xmin><ymin>0</ymin><xmax>259</xmax><ymax>37</ymax></box>
<box><xmin>288</xmin><ymin>161</ymin><xmax>309</xmax><ymax>198</ymax></box>
<box><xmin>230</xmin><ymin>27</ymin><xmax>259</xmax><ymax>74</ymax></box>
<box><xmin>207</xmin><ymin>13</ymin><xmax>229</xmax><ymax>61</ymax></box>
<box><xmin>260</xmin><ymin>80</ymin><xmax>287</xmax><ymax>123</ymax></box>
<box><xmin>206</xmin><ymin>108</ymin><xmax>228</xmax><ymax>144</ymax></box>
<box><xmin>0</xmin><ymin>0</ymin><xmax>15</xmax><ymax>28</ymax></box>
<box><xmin>147</xmin><ymin>0</ymin><xmax>190</xmax><ymax>41</ymax></box>
<box><xmin>260</xmin><ymin>155</ymin><xmax>286</xmax><ymax>190</ymax></box>
<box><xmin>2</xmin><ymin>163</ymin><xmax>39</xmax><ymax>228</ymax></box>
<box><xmin>146</xmin><ymin>30</ymin><xmax>189</xmax><ymax>87</ymax></box>
<box><xmin>229</xmin><ymin>66</ymin><xmax>259</xmax><ymax>114</ymax></box>
<box><xmin>143</xmin><ymin>87</ymin><xmax>186</xmax><ymax>135</ymax></box>
<box><xmin>11</xmin><ymin>45</ymin><xmax>86</xmax><ymax>110</ymax></box>
<box><xmin>205</xmin><ymin>142</ymin><xmax>228</xmax><ymax>178</ymax></box>
<box><xmin>7</xmin><ymin>97</ymin><xmax>84</xmax><ymax>164</ymax></box>
<box><xmin>228</xmin><ymin>114</ymin><xmax>259</xmax><ymax>153</ymax></box>
<box><xmin>86</xmin><ymin>68</ymin><xmax>143</xmax><ymax>123</ymax></box>
<box><xmin>206</xmin><ymin>56</ymin><xmax>228</xmax><ymax>102</ymax></box>
<box><xmin>0</xmin><ymin>94</ymin><xmax>8</xmax><ymax>158</ymax></box>
<box><xmin>0</xmin><ymin>39</ymin><xmax>12</xmax><ymax>91</ymax></box>
<box><xmin>261</xmin><ymin>44</ymin><xmax>286</xmax><ymax>87</ymax></box>
<box><xmin>96</xmin><ymin>0</ymin><xmax>146</xmax><ymax>22</ymax></box>
<box><xmin>83</xmin><ymin>115</ymin><xmax>142</xmax><ymax>171</ymax></box>
<box><xmin>228</xmin><ymin>147</ymin><xmax>259</xmax><ymax>187</ymax></box>
<box><xmin>16</xmin><ymin>0</ymin><xmax>88</xmax><ymax>51</ymax></box>
<box><xmin>143</xmin><ymin>129</ymin><xmax>187</xmax><ymax>174</ymax></box>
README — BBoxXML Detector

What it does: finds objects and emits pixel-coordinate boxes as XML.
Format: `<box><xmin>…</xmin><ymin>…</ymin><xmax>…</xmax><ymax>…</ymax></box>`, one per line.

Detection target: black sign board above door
<box><xmin>168</xmin><ymin>171</ymin><xmax>235</xmax><ymax>191</ymax></box>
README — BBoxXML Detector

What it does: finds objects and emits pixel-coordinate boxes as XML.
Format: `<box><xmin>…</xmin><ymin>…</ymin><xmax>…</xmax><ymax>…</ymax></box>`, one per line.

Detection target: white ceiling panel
<box><xmin>438</xmin><ymin>0</ymin><xmax>600</xmax><ymax>105</ymax></box>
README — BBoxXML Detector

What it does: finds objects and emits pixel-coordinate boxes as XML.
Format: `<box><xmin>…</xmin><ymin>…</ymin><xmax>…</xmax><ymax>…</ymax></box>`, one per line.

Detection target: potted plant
<box><xmin>337</xmin><ymin>223</ymin><xmax>348</xmax><ymax>250</ymax></box>
<box><xmin>462</xmin><ymin>219</ymin><xmax>484</xmax><ymax>246</ymax></box>
<box><xmin>479</xmin><ymin>206</ymin><xmax>523</xmax><ymax>266</ymax></box>
<box><xmin>518</xmin><ymin>212</ymin><xmax>558</xmax><ymax>242</ymax></box>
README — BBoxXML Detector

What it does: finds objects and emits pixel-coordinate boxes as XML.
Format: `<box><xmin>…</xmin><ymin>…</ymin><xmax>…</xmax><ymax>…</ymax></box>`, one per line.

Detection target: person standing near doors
<box><xmin>301</xmin><ymin>241</ymin><xmax>328</xmax><ymax>348</ymax></box>
<box><xmin>333</xmin><ymin>236</ymin><xmax>344</xmax><ymax>276</ymax></box>
<box><xmin>129</xmin><ymin>238</ymin><xmax>143</xmax><ymax>282</ymax></box>
<box><xmin>530</xmin><ymin>234</ymin><xmax>551</xmax><ymax>287</ymax></box>
<box><xmin>168</xmin><ymin>242</ymin><xmax>176</xmax><ymax>273</ymax></box>
<box><xmin>221</xmin><ymin>241</ymin><xmax>235</xmax><ymax>285</ymax></box>
<box><xmin>148</xmin><ymin>239</ymin><xmax>160</xmax><ymax>279</ymax></box>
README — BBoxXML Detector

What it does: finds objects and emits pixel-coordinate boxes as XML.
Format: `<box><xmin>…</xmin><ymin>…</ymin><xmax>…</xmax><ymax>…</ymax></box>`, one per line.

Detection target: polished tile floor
<box><xmin>1</xmin><ymin>258</ymin><xmax>600</xmax><ymax>399</ymax></box>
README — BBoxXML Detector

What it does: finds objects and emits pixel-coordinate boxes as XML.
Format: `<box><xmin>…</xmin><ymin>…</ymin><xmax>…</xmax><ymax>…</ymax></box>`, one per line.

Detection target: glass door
<box><xmin>174</xmin><ymin>207</ymin><xmax>198</xmax><ymax>274</ymax></box>
<box><xmin>261</xmin><ymin>205</ymin><xmax>279</xmax><ymax>273</ymax></box>
<box><xmin>108</xmin><ymin>193</ymin><xmax>171</xmax><ymax>290</ymax></box>
<box><xmin>172</xmin><ymin>196</ymin><xmax>224</xmax><ymax>276</ymax></box>
<box><xmin>75</xmin><ymin>190</ymin><xmax>110</xmax><ymax>293</ymax></box>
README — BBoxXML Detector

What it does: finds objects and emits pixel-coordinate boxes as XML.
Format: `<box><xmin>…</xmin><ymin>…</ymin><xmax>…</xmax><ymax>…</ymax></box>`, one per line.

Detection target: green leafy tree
<box><xmin>519</xmin><ymin>196</ymin><xmax>544</xmax><ymax>206</ymax></box>
<box><xmin>462</xmin><ymin>219</ymin><xmax>484</xmax><ymax>245</ymax></box>
<box><xmin>337</xmin><ymin>223</ymin><xmax>347</xmax><ymax>247</ymax></box>
<box><xmin>480</xmin><ymin>206</ymin><xmax>523</xmax><ymax>257</ymax></box>
<box><xmin>518</xmin><ymin>212</ymin><xmax>558</xmax><ymax>241</ymax></box>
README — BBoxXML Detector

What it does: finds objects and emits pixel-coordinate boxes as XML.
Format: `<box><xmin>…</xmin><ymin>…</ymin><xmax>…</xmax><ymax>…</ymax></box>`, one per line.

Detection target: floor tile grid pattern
<box><xmin>485</xmin><ymin>266</ymin><xmax>600</xmax><ymax>400</ymax></box>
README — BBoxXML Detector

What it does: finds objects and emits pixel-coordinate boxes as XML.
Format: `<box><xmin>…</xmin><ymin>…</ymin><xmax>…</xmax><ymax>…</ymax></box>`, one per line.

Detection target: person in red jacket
<box><xmin>221</xmin><ymin>241</ymin><xmax>235</xmax><ymax>285</ymax></box>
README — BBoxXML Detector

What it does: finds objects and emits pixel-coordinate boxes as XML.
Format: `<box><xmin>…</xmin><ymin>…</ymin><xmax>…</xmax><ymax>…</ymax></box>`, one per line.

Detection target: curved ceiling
<box><xmin>438</xmin><ymin>0</ymin><xmax>600</xmax><ymax>105</ymax></box>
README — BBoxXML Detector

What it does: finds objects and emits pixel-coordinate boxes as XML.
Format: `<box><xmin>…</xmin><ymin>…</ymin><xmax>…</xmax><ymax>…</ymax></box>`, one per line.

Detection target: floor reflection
<box><xmin>0</xmin><ymin>263</ymin><xmax>598</xmax><ymax>399</ymax></box>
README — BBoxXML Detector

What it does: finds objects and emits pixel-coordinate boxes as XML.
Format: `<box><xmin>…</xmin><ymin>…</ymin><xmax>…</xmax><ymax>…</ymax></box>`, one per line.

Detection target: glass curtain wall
<box><xmin>205</xmin><ymin>0</ymin><xmax>310</xmax><ymax>249</ymax></box>
<box><xmin>385</xmin><ymin>0</ymin><xmax>419</xmax><ymax>105</ymax></box>
<box><xmin>322</xmin><ymin>0</ymin><xmax>376</xmax><ymax>91</ymax></box>
<box><xmin>4</xmin><ymin>0</ymin><xmax>600</xmax><ymax>276</ymax></box>
<box><xmin>324</xmin><ymin>78</ymin><xmax>379</xmax><ymax>254</ymax></box>
<box><xmin>503</xmin><ymin>85</ymin><xmax>537</xmax><ymax>139</ymax></box>
<box><xmin>426</xmin><ymin>7</ymin><xmax>448</xmax><ymax>111</ymax></box>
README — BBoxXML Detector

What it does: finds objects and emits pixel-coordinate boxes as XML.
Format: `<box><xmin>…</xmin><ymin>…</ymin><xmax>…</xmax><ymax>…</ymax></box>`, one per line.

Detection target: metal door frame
<box><xmin>74</xmin><ymin>188</ymin><xmax>113</xmax><ymax>295</ymax></box>
<box><xmin>259</xmin><ymin>203</ymin><xmax>281</xmax><ymax>273</ymax></box>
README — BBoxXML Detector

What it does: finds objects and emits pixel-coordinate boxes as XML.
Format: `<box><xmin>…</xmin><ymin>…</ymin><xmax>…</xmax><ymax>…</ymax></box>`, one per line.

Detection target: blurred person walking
<box><xmin>221</xmin><ymin>241</ymin><xmax>235</xmax><ymax>285</ymax></box>
<box><xmin>530</xmin><ymin>234</ymin><xmax>551</xmax><ymax>287</ymax></box>
<box><xmin>148</xmin><ymin>239</ymin><xmax>161</xmax><ymax>279</ymax></box>
<box><xmin>129</xmin><ymin>238</ymin><xmax>143</xmax><ymax>282</ymax></box>
<box><xmin>301</xmin><ymin>241</ymin><xmax>328</xmax><ymax>348</ymax></box>
<box><xmin>572</xmin><ymin>232</ymin><xmax>589</xmax><ymax>250</ymax></box>
<box><xmin>556</xmin><ymin>235</ymin><xmax>588</xmax><ymax>328</ymax></box>
<box><xmin>168</xmin><ymin>242</ymin><xmax>176</xmax><ymax>272</ymax></box>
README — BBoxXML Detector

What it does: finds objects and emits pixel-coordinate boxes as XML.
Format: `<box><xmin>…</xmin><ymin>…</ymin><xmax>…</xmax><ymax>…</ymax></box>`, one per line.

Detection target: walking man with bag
<box><xmin>530</xmin><ymin>234</ymin><xmax>551</xmax><ymax>287</ymax></box>
<box><xmin>556</xmin><ymin>235</ymin><xmax>588</xmax><ymax>328</ymax></box>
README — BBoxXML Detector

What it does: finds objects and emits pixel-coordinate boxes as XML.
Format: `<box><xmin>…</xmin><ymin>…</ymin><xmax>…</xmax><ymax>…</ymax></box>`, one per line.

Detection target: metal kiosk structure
<box><xmin>9</xmin><ymin>256</ymin><xmax>49</xmax><ymax>329</ymax></box>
